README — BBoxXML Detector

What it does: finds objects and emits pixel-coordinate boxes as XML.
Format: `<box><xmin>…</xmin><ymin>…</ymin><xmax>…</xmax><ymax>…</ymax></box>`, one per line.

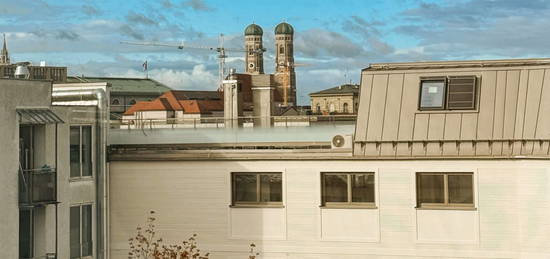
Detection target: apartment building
<box><xmin>0</xmin><ymin>79</ymin><xmax>108</xmax><ymax>258</ymax></box>
<box><xmin>107</xmin><ymin>58</ymin><xmax>550</xmax><ymax>259</ymax></box>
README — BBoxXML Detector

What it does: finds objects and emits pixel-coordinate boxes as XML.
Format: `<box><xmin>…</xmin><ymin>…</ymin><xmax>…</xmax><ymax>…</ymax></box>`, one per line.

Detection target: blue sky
<box><xmin>2</xmin><ymin>0</ymin><xmax>550</xmax><ymax>104</ymax></box>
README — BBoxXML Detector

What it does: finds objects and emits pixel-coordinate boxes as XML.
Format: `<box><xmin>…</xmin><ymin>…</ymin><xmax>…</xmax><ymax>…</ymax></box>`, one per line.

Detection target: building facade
<box><xmin>309</xmin><ymin>84</ymin><xmax>360</xmax><ymax>114</ymax></box>
<box><xmin>106</xmin><ymin>58</ymin><xmax>550</xmax><ymax>259</ymax></box>
<box><xmin>0</xmin><ymin>79</ymin><xmax>108</xmax><ymax>259</ymax></box>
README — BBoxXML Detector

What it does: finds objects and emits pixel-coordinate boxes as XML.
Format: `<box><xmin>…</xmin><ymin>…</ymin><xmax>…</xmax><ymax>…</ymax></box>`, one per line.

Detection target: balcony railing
<box><xmin>19</xmin><ymin>166</ymin><xmax>57</xmax><ymax>206</ymax></box>
<box><xmin>111</xmin><ymin>114</ymin><xmax>357</xmax><ymax>130</ymax></box>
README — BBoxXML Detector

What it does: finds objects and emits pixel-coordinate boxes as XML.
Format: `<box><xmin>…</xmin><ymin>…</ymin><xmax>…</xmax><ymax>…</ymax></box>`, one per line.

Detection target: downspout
<box><xmin>51</xmin><ymin>89</ymin><xmax>109</xmax><ymax>259</ymax></box>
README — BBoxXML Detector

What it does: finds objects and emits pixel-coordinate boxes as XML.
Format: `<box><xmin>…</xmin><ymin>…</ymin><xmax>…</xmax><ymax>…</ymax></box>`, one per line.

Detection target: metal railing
<box><xmin>19</xmin><ymin>166</ymin><xmax>57</xmax><ymax>206</ymax></box>
<box><xmin>111</xmin><ymin>114</ymin><xmax>357</xmax><ymax>130</ymax></box>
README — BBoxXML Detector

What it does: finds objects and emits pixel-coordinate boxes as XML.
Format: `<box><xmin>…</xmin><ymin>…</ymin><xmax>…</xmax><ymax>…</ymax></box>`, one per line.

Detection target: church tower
<box><xmin>244</xmin><ymin>24</ymin><xmax>264</xmax><ymax>74</ymax></box>
<box><xmin>274</xmin><ymin>22</ymin><xmax>296</xmax><ymax>106</ymax></box>
<box><xmin>0</xmin><ymin>34</ymin><xmax>10</xmax><ymax>65</ymax></box>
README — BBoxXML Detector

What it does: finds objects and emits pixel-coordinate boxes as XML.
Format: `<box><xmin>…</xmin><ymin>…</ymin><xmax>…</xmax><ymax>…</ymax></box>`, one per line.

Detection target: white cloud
<box><xmin>112</xmin><ymin>64</ymin><xmax>219</xmax><ymax>90</ymax></box>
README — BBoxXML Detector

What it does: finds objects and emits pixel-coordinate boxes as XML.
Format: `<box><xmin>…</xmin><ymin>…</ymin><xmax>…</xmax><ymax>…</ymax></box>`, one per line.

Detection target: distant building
<box><xmin>1</xmin><ymin>34</ymin><xmax>10</xmax><ymax>65</ymax></box>
<box><xmin>240</xmin><ymin>22</ymin><xmax>297</xmax><ymax>107</ymax></box>
<box><xmin>0</xmin><ymin>35</ymin><xmax>67</xmax><ymax>83</ymax></box>
<box><xmin>67</xmin><ymin>76</ymin><xmax>173</xmax><ymax>116</ymax></box>
<box><xmin>122</xmin><ymin>90</ymin><xmax>224</xmax><ymax>128</ymax></box>
<box><xmin>309</xmin><ymin>84</ymin><xmax>360</xmax><ymax>114</ymax></box>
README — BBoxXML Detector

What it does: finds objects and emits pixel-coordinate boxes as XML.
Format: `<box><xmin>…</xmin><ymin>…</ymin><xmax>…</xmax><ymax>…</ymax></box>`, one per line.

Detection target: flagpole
<box><xmin>143</xmin><ymin>60</ymin><xmax>148</xmax><ymax>79</ymax></box>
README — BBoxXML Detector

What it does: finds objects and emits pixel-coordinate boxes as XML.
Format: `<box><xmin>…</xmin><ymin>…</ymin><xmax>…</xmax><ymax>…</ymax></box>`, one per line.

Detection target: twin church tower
<box><xmin>243</xmin><ymin>22</ymin><xmax>296</xmax><ymax>106</ymax></box>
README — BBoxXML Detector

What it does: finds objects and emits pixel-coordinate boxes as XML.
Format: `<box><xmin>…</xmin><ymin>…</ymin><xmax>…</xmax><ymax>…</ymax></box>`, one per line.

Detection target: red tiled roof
<box><xmin>123</xmin><ymin>101</ymin><xmax>151</xmax><ymax>115</ymax></box>
<box><xmin>177</xmin><ymin>100</ymin><xmax>223</xmax><ymax>114</ymax></box>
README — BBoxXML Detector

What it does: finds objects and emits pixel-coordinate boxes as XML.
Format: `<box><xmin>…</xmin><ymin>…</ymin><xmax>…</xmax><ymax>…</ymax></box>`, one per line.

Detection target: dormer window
<box><xmin>419</xmin><ymin>76</ymin><xmax>477</xmax><ymax>110</ymax></box>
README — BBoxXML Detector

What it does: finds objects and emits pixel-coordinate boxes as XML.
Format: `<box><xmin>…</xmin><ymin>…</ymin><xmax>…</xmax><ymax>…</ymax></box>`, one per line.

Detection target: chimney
<box><xmin>252</xmin><ymin>75</ymin><xmax>274</xmax><ymax>128</ymax></box>
<box><xmin>223</xmin><ymin>69</ymin><xmax>243</xmax><ymax>128</ymax></box>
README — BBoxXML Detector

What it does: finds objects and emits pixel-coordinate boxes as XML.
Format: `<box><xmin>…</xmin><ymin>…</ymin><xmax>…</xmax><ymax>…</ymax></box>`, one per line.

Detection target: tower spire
<box><xmin>0</xmin><ymin>33</ymin><xmax>10</xmax><ymax>65</ymax></box>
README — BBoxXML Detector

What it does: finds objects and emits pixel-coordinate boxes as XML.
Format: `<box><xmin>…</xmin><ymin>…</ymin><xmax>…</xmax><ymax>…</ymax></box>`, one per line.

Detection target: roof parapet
<box><xmin>363</xmin><ymin>58</ymin><xmax>550</xmax><ymax>71</ymax></box>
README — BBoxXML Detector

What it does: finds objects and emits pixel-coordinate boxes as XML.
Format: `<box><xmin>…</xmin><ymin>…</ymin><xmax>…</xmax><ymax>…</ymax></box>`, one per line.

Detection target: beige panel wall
<box><xmin>109</xmin><ymin>160</ymin><xmax>550</xmax><ymax>259</ymax></box>
<box><xmin>355</xmin><ymin>66</ymin><xmax>550</xmax><ymax>157</ymax></box>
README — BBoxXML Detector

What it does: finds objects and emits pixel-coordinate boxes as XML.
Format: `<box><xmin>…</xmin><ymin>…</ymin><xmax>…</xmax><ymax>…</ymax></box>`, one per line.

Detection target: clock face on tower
<box><xmin>249</xmin><ymin>63</ymin><xmax>255</xmax><ymax>69</ymax></box>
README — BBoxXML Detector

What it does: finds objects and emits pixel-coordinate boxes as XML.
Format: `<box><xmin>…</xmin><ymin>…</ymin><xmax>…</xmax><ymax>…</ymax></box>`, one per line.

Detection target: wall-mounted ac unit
<box><xmin>331</xmin><ymin>134</ymin><xmax>353</xmax><ymax>149</ymax></box>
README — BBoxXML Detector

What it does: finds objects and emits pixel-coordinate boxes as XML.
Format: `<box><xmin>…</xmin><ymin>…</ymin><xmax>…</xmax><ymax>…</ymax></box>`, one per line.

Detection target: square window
<box><xmin>419</xmin><ymin>76</ymin><xmax>477</xmax><ymax>111</ymax></box>
<box><xmin>420</xmin><ymin>79</ymin><xmax>446</xmax><ymax>109</ymax></box>
<box><xmin>321</xmin><ymin>172</ymin><xmax>375</xmax><ymax>207</ymax></box>
<box><xmin>232</xmin><ymin>172</ymin><xmax>283</xmax><ymax>206</ymax></box>
<box><xmin>416</xmin><ymin>172</ymin><xmax>474</xmax><ymax>208</ymax></box>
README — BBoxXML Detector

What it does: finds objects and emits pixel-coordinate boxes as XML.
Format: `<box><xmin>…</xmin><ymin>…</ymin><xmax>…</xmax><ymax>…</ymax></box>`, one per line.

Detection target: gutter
<box><xmin>52</xmin><ymin>88</ymin><xmax>109</xmax><ymax>259</ymax></box>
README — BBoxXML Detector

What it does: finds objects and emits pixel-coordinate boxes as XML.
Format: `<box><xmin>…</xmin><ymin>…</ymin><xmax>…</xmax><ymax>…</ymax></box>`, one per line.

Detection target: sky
<box><xmin>1</xmin><ymin>0</ymin><xmax>550</xmax><ymax>104</ymax></box>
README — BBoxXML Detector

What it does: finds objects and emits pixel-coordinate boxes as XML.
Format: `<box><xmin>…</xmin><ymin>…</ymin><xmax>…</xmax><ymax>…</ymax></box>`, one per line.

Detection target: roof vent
<box><xmin>14</xmin><ymin>62</ymin><xmax>31</xmax><ymax>79</ymax></box>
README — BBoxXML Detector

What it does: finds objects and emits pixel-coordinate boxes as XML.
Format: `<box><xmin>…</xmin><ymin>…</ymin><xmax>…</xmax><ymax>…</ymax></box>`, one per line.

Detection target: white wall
<box><xmin>109</xmin><ymin>160</ymin><xmax>550</xmax><ymax>259</ymax></box>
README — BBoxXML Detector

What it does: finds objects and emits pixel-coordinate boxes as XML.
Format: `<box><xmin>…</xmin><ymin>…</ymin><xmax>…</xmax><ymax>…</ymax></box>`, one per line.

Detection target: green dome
<box><xmin>244</xmin><ymin>24</ymin><xmax>263</xmax><ymax>36</ymax></box>
<box><xmin>275</xmin><ymin>22</ymin><xmax>294</xmax><ymax>35</ymax></box>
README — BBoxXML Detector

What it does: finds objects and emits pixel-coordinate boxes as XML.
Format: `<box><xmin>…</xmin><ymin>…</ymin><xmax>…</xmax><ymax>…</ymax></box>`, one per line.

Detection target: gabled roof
<box><xmin>309</xmin><ymin>84</ymin><xmax>359</xmax><ymax>96</ymax></box>
<box><xmin>67</xmin><ymin>76</ymin><xmax>172</xmax><ymax>94</ymax></box>
<box><xmin>123</xmin><ymin>90</ymin><xmax>224</xmax><ymax>115</ymax></box>
<box><xmin>123</xmin><ymin>101</ymin><xmax>151</xmax><ymax>115</ymax></box>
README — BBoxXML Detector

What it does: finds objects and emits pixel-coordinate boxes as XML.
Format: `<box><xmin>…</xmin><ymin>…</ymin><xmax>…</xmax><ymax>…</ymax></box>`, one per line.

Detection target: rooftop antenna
<box><xmin>344</xmin><ymin>67</ymin><xmax>348</xmax><ymax>85</ymax></box>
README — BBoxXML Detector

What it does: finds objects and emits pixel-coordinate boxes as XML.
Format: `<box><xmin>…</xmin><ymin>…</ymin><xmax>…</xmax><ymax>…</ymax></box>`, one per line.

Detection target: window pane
<box><xmin>81</xmin><ymin>126</ymin><xmax>92</xmax><ymax>177</ymax></box>
<box><xmin>234</xmin><ymin>174</ymin><xmax>257</xmax><ymax>202</ymax></box>
<box><xmin>82</xmin><ymin>205</ymin><xmax>93</xmax><ymax>256</ymax></box>
<box><xmin>259</xmin><ymin>174</ymin><xmax>282</xmax><ymax>202</ymax></box>
<box><xmin>448</xmin><ymin>175</ymin><xmax>474</xmax><ymax>204</ymax></box>
<box><xmin>70</xmin><ymin>126</ymin><xmax>80</xmax><ymax>177</ymax></box>
<box><xmin>324</xmin><ymin>174</ymin><xmax>348</xmax><ymax>202</ymax></box>
<box><xmin>417</xmin><ymin>174</ymin><xmax>445</xmax><ymax>204</ymax></box>
<box><xmin>70</xmin><ymin>206</ymin><xmax>81</xmax><ymax>258</ymax></box>
<box><xmin>351</xmin><ymin>174</ymin><xmax>375</xmax><ymax>203</ymax></box>
<box><xmin>420</xmin><ymin>80</ymin><xmax>445</xmax><ymax>108</ymax></box>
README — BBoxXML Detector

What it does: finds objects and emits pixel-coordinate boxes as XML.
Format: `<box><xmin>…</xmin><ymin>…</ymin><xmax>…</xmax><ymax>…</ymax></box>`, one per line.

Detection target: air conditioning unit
<box><xmin>331</xmin><ymin>134</ymin><xmax>353</xmax><ymax>149</ymax></box>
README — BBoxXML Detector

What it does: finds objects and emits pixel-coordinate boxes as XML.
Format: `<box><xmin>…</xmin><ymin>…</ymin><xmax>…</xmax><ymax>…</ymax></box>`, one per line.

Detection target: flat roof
<box><xmin>109</xmin><ymin>124</ymin><xmax>355</xmax><ymax>146</ymax></box>
<box><xmin>364</xmin><ymin>57</ymin><xmax>550</xmax><ymax>71</ymax></box>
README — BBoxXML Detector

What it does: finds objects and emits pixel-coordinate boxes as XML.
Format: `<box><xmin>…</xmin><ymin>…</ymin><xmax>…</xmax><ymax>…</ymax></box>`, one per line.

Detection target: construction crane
<box><xmin>121</xmin><ymin>34</ymin><xmax>265</xmax><ymax>90</ymax></box>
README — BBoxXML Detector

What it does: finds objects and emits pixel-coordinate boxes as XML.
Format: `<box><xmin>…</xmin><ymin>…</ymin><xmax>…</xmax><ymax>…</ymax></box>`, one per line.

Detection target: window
<box><xmin>70</xmin><ymin>126</ymin><xmax>92</xmax><ymax>178</ymax></box>
<box><xmin>111</xmin><ymin>99</ymin><xmax>120</xmax><ymax>105</ymax></box>
<box><xmin>343</xmin><ymin>103</ymin><xmax>349</xmax><ymax>113</ymax></box>
<box><xmin>279</xmin><ymin>45</ymin><xmax>284</xmax><ymax>54</ymax></box>
<box><xmin>419</xmin><ymin>76</ymin><xmax>477</xmax><ymax>110</ymax></box>
<box><xmin>128</xmin><ymin>99</ymin><xmax>136</xmax><ymax>105</ymax></box>
<box><xmin>416</xmin><ymin>172</ymin><xmax>474</xmax><ymax>209</ymax></box>
<box><xmin>321</xmin><ymin>172</ymin><xmax>375</xmax><ymax>207</ymax></box>
<box><xmin>70</xmin><ymin>204</ymin><xmax>93</xmax><ymax>259</ymax></box>
<box><xmin>231</xmin><ymin>172</ymin><xmax>282</xmax><ymax>207</ymax></box>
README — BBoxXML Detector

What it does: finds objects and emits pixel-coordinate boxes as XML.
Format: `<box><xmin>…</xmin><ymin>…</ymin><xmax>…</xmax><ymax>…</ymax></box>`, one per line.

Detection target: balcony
<box><xmin>19</xmin><ymin>166</ymin><xmax>57</xmax><ymax>207</ymax></box>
